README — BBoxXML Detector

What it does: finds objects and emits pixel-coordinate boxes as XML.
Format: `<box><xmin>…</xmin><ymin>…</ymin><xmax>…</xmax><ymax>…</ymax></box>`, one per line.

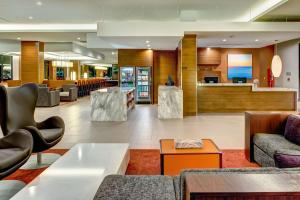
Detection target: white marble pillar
<box><xmin>158</xmin><ymin>86</ymin><xmax>183</xmax><ymax>119</ymax></box>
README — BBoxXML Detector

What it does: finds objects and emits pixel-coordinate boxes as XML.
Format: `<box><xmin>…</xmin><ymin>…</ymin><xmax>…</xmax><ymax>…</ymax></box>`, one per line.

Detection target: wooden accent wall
<box><xmin>180</xmin><ymin>35</ymin><xmax>197</xmax><ymax>116</ymax></box>
<box><xmin>259</xmin><ymin>45</ymin><xmax>275</xmax><ymax>87</ymax></box>
<box><xmin>21</xmin><ymin>41</ymin><xmax>45</xmax><ymax>84</ymax></box>
<box><xmin>198</xmin><ymin>48</ymin><xmax>221</xmax><ymax>65</ymax></box>
<box><xmin>49</xmin><ymin>61</ymin><xmax>57</xmax><ymax>80</ymax></box>
<box><xmin>118</xmin><ymin>49</ymin><xmax>153</xmax><ymax>67</ymax></box>
<box><xmin>198</xmin><ymin>86</ymin><xmax>297</xmax><ymax>113</ymax></box>
<box><xmin>197</xmin><ymin>46</ymin><xmax>274</xmax><ymax>86</ymax></box>
<box><xmin>153</xmin><ymin>50</ymin><xmax>177</xmax><ymax>103</ymax></box>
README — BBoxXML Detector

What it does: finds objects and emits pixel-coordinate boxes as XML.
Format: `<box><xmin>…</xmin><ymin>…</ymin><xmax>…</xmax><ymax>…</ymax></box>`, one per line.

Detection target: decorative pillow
<box><xmin>274</xmin><ymin>149</ymin><xmax>300</xmax><ymax>168</ymax></box>
<box><xmin>284</xmin><ymin>114</ymin><xmax>300</xmax><ymax>145</ymax></box>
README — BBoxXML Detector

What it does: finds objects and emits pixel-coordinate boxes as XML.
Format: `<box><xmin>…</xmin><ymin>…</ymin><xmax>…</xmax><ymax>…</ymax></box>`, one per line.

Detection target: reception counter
<box><xmin>197</xmin><ymin>83</ymin><xmax>298</xmax><ymax>113</ymax></box>
<box><xmin>90</xmin><ymin>87</ymin><xmax>135</xmax><ymax>121</ymax></box>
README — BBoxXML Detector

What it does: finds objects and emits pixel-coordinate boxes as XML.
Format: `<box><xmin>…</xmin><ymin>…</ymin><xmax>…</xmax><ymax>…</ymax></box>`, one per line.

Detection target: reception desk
<box><xmin>197</xmin><ymin>83</ymin><xmax>298</xmax><ymax>113</ymax></box>
<box><xmin>90</xmin><ymin>87</ymin><xmax>135</xmax><ymax>121</ymax></box>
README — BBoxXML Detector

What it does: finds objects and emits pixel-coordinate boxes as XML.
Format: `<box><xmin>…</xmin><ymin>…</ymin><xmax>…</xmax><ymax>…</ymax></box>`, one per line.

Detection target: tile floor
<box><xmin>33</xmin><ymin>97</ymin><xmax>245</xmax><ymax>150</ymax></box>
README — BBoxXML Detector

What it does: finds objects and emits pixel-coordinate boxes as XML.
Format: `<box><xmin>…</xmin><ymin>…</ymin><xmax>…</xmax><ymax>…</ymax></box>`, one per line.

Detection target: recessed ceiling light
<box><xmin>146</xmin><ymin>40</ymin><xmax>150</xmax><ymax>44</ymax></box>
<box><xmin>112</xmin><ymin>52</ymin><xmax>116</xmax><ymax>55</ymax></box>
<box><xmin>17</xmin><ymin>37</ymin><xmax>21</xmax><ymax>40</ymax></box>
<box><xmin>28</xmin><ymin>16</ymin><xmax>33</xmax><ymax>20</ymax></box>
<box><xmin>147</xmin><ymin>44</ymin><xmax>151</xmax><ymax>47</ymax></box>
<box><xmin>36</xmin><ymin>1</ymin><xmax>42</xmax><ymax>6</ymax></box>
<box><xmin>77</xmin><ymin>37</ymin><xmax>81</xmax><ymax>40</ymax></box>
<box><xmin>222</xmin><ymin>39</ymin><xmax>227</xmax><ymax>42</ymax></box>
<box><xmin>255</xmin><ymin>39</ymin><xmax>259</xmax><ymax>42</ymax></box>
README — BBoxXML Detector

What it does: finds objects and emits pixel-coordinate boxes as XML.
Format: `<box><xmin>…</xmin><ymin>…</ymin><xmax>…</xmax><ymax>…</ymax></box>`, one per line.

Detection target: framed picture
<box><xmin>228</xmin><ymin>54</ymin><xmax>252</xmax><ymax>79</ymax></box>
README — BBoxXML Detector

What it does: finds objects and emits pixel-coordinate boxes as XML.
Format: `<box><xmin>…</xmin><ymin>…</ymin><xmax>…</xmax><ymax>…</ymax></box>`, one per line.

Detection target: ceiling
<box><xmin>0</xmin><ymin>0</ymin><xmax>274</xmax><ymax>23</ymax></box>
<box><xmin>257</xmin><ymin>0</ymin><xmax>300</xmax><ymax>21</ymax></box>
<box><xmin>0</xmin><ymin>0</ymin><xmax>300</xmax><ymax>58</ymax></box>
<box><xmin>197</xmin><ymin>31</ymin><xmax>300</xmax><ymax>48</ymax></box>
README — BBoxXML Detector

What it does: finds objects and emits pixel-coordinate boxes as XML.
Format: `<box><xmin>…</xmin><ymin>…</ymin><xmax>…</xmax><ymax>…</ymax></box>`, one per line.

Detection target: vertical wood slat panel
<box><xmin>181</xmin><ymin>35</ymin><xmax>197</xmax><ymax>116</ymax></box>
<box><xmin>21</xmin><ymin>41</ymin><xmax>44</xmax><ymax>84</ymax></box>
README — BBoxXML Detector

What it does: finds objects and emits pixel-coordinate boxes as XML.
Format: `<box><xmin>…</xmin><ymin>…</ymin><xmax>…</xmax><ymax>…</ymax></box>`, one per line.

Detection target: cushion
<box><xmin>0</xmin><ymin>148</ymin><xmax>29</xmax><ymax>171</ymax></box>
<box><xmin>274</xmin><ymin>149</ymin><xmax>300</xmax><ymax>168</ymax></box>
<box><xmin>39</xmin><ymin>128</ymin><xmax>63</xmax><ymax>142</ymax></box>
<box><xmin>253</xmin><ymin>133</ymin><xmax>300</xmax><ymax>158</ymax></box>
<box><xmin>60</xmin><ymin>92</ymin><xmax>70</xmax><ymax>97</ymax></box>
<box><xmin>93</xmin><ymin>175</ymin><xmax>176</xmax><ymax>200</ymax></box>
<box><xmin>284</xmin><ymin>114</ymin><xmax>300</xmax><ymax>145</ymax></box>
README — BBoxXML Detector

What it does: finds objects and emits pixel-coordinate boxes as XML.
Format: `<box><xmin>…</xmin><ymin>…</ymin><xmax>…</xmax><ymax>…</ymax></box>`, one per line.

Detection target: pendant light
<box><xmin>271</xmin><ymin>43</ymin><xmax>282</xmax><ymax>78</ymax></box>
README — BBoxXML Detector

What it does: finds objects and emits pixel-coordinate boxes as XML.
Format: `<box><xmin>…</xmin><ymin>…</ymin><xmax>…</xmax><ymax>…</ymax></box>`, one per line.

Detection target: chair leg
<box><xmin>37</xmin><ymin>152</ymin><xmax>42</xmax><ymax>165</ymax></box>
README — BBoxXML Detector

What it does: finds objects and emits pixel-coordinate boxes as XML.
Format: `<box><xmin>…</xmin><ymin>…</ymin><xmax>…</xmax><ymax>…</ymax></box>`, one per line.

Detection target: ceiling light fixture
<box><xmin>77</xmin><ymin>37</ymin><xmax>81</xmax><ymax>40</ymax></box>
<box><xmin>36</xmin><ymin>1</ymin><xmax>42</xmax><ymax>6</ymax></box>
<box><xmin>146</xmin><ymin>40</ymin><xmax>150</xmax><ymax>44</ymax></box>
<box><xmin>111</xmin><ymin>52</ymin><xmax>116</xmax><ymax>55</ymax></box>
<box><xmin>17</xmin><ymin>37</ymin><xmax>21</xmax><ymax>40</ymax></box>
<box><xmin>147</xmin><ymin>44</ymin><xmax>151</xmax><ymax>47</ymax></box>
<box><xmin>222</xmin><ymin>39</ymin><xmax>227</xmax><ymax>42</ymax></box>
<box><xmin>28</xmin><ymin>16</ymin><xmax>33</xmax><ymax>20</ymax></box>
<box><xmin>255</xmin><ymin>39</ymin><xmax>259</xmax><ymax>42</ymax></box>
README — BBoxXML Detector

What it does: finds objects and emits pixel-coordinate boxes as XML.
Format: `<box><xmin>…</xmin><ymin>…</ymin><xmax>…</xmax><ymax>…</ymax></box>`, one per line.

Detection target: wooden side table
<box><xmin>160</xmin><ymin>139</ymin><xmax>222</xmax><ymax>176</ymax></box>
<box><xmin>185</xmin><ymin>174</ymin><xmax>300</xmax><ymax>200</ymax></box>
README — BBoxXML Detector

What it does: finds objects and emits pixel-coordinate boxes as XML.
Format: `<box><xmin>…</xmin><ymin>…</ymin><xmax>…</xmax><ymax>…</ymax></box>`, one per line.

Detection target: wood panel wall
<box><xmin>197</xmin><ymin>46</ymin><xmax>274</xmax><ymax>86</ymax></box>
<box><xmin>49</xmin><ymin>61</ymin><xmax>57</xmax><ymax>80</ymax></box>
<box><xmin>180</xmin><ymin>35</ymin><xmax>197</xmax><ymax>116</ymax></box>
<box><xmin>21</xmin><ymin>41</ymin><xmax>45</xmax><ymax>84</ymax></box>
<box><xmin>153</xmin><ymin>50</ymin><xmax>177</xmax><ymax>103</ymax></box>
<box><xmin>118</xmin><ymin>49</ymin><xmax>153</xmax><ymax>67</ymax></box>
<box><xmin>198</xmin><ymin>86</ymin><xmax>297</xmax><ymax>113</ymax></box>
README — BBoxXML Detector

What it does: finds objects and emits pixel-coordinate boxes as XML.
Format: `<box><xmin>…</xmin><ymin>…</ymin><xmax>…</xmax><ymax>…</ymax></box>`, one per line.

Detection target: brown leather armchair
<box><xmin>0</xmin><ymin>83</ymin><xmax>65</xmax><ymax>167</ymax></box>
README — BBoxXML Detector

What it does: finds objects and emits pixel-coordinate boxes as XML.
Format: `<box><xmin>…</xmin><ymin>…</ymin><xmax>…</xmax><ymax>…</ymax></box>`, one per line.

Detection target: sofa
<box><xmin>245</xmin><ymin>111</ymin><xmax>300</xmax><ymax>168</ymax></box>
<box><xmin>36</xmin><ymin>86</ymin><xmax>60</xmax><ymax>107</ymax></box>
<box><xmin>60</xmin><ymin>84</ymin><xmax>78</xmax><ymax>102</ymax></box>
<box><xmin>94</xmin><ymin>167</ymin><xmax>300</xmax><ymax>200</ymax></box>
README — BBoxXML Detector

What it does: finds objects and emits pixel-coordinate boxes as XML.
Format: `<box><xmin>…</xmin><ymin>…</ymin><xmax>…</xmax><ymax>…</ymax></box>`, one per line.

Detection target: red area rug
<box><xmin>125</xmin><ymin>149</ymin><xmax>259</xmax><ymax>175</ymax></box>
<box><xmin>4</xmin><ymin>149</ymin><xmax>259</xmax><ymax>184</ymax></box>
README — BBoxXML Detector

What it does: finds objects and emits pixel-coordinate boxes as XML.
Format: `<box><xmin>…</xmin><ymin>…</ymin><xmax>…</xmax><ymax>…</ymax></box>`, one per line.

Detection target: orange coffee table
<box><xmin>160</xmin><ymin>139</ymin><xmax>222</xmax><ymax>175</ymax></box>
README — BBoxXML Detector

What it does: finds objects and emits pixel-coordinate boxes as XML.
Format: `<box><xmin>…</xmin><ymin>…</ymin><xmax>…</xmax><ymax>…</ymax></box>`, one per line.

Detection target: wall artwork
<box><xmin>228</xmin><ymin>54</ymin><xmax>252</xmax><ymax>79</ymax></box>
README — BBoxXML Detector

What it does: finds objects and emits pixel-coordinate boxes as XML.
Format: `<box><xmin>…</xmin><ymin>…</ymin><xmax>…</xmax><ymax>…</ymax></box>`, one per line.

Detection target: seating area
<box><xmin>1</xmin><ymin>0</ymin><xmax>300</xmax><ymax>199</ymax></box>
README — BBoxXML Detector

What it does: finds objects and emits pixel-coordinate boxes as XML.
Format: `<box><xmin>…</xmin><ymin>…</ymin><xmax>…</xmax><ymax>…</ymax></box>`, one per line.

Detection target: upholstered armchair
<box><xmin>0</xmin><ymin>83</ymin><xmax>65</xmax><ymax>169</ymax></box>
<box><xmin>60</xmin><ymin>84</ymin><xmax>78</xmax><ymax>101</ymax></box>
<box><xmin>36</xmin><ymin>86</ymin><xmax>60</xmax><ymax>107</ymax></box>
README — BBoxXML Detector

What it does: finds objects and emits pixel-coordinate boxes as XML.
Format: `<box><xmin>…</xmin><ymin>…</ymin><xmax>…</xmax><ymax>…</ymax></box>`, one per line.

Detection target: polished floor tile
<box><xmin>31</xmin><ymin>97</ymin><xmax>246</xmax><ymax>149</ymax></box>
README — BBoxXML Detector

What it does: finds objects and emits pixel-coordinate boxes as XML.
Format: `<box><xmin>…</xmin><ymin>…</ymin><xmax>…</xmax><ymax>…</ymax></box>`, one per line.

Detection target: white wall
<box><xmin>276</xmin><ymin>39</ymin><xmax>300</xmax><ymax>93</ymax></box>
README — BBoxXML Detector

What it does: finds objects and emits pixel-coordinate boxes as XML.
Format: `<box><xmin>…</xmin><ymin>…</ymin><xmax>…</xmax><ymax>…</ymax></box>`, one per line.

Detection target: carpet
<box><xmin>3</xmin><ymin>149</ymin><xmax>259</xmax><ymax>184</ymax></box>
<box><xmin>125</xmin><ymin>149</ymin><xmax>259</xmax><ymax>175</ymax></box>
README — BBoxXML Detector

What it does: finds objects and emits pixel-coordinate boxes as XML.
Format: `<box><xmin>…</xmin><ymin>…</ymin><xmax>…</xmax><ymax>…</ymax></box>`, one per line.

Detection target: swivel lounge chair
<box><xmin>0</xmin><ymin>83</ymin><xmax>65</xmax><ymax>169</ymax></box>
<box><xmin>0</xmin><ymin>97</ymin><xmax>33</xmax><ymax>199</ymax></box>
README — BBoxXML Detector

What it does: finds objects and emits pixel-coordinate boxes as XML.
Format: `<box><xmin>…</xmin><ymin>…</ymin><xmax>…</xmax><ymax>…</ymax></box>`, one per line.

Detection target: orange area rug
<box><xmin>4</xmin><ymin>149</ymin><xmax>259</xmax><ymax>184</ymax></box>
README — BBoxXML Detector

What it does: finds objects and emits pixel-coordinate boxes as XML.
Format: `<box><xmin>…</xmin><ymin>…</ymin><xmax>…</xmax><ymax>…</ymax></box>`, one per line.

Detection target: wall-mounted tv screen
<box><xmin>228</xmin><ymin>54</ymin><xmax>252</xmax><ymax>79</ymax></box>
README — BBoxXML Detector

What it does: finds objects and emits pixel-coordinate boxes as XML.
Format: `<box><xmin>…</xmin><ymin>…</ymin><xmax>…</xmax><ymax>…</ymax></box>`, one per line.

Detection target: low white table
<box><xmin>11</xmin><ymin>143</ymin><xmax>129</xmax><ymax>200</ymax></box>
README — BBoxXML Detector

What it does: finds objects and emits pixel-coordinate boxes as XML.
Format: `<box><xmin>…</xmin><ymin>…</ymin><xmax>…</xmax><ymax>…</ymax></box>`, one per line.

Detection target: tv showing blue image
<box><xmin>228</xmin><ymin>54</ymin><xmax>252</xmax><ymax>79</ymax></box>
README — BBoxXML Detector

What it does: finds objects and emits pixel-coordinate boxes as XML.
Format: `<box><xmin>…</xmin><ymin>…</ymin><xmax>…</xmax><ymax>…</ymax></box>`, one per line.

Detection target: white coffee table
<box><xmin>11</xmin><ymin>143</ymin><xmax>129</xmax><ymax>200</ymax></box>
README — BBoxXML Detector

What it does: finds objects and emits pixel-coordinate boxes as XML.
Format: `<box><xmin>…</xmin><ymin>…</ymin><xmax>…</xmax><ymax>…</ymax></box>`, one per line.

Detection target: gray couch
<box><xmin>245</xmin><ymin>111</ymin><xmax>300</xmax><ymax>168</ymax></box>
<box><xmin>94</xmin><ymin>168</ymin><xmax>300</xmax><ymax>200</ymax></box>
<box><xmin>60</xmin><ymin>84</ymin><xmax>78</xmax><ymax>102</ymax></box>
<box><xmin>36</xmin><ymin>86</ymin><xmax>60</xmax><ymax>107</ymax></box>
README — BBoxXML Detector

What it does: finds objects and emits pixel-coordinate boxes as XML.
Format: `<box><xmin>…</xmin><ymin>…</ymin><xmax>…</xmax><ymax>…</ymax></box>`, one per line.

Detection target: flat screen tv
<box><xmin>228</xmin><ymin>54</ymin><xmax>252</xmax><ymax>79</ymax></box>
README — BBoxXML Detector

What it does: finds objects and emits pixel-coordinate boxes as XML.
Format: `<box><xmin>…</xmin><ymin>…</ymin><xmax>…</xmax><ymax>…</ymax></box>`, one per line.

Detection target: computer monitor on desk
<box><xmin>232</xmin><ymin>77</ymin><xmax>247</xmax><ymax>83</ymax></box>
<box><xmin>204</xmin><ymin>77</ymin><xmax>219</xmax><ymax>83</ymax></box>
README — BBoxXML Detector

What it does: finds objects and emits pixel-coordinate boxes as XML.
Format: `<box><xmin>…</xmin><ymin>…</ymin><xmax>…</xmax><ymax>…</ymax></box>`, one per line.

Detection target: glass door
<box><xmin>136</xmin><ymin>67</ymin><xmax>151</xmax><ymax>103</ymax></box>
<box><xmin>120</xmin><ymin>67</ymin><xmax>135</xmax><ymax>88</ymax></box>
